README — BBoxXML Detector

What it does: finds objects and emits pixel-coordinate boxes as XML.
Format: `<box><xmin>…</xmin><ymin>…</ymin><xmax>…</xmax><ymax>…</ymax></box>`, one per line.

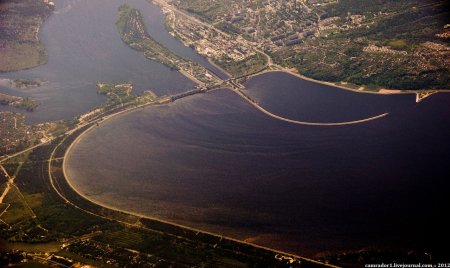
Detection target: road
<box><xmin>0</xmin><ymin>166</ymin><xmax>13</xmax><ymax>204</ymax></box>
<box><xmin>51</xmin><ymin>119</ymin><xmax>338</xmax><ymax>268</ymax></box>
<box><xmin>2</xmin><ymin>97</ymin><xmax>337</xmax><ymax>266</ymax></box>
<box><xmin>152</xmin><ymin>0</ymin><xmax>450</xmax><ymax>104</ymax></box>
<box><xmin>0</xmin><ymin>164</ymin><xmax>15</xmax><ymax>204</ymax></box>
<box><xmin>1</xmin><ymin>142</ymin><xmax>51</xmax><ymax>164</ymax></box>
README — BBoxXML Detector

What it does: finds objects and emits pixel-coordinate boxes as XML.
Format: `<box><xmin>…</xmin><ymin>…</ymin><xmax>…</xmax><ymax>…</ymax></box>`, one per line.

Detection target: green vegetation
<box><xmin>1</xmin><ymin>188</ymin><xmax>36</xmax><ymax>225</ymax></box>
<box><xmin>216</xmin><ymin>52</ymin><xmax>268</xmax><ymax>77</ymax></box>
<box><xmin>174</xmin><ymin>0</ymin><xmax>449</xmax><ymax>90</ymax></box>
<box><xmin>173</xmin><ymin>0</ymin><xmax>244</xmax><ymax>22</ymax></box>
<box><xmin>388</xmin><ymin>39</ymin><xmax>408</xmax><ymax>50</ymax></box>
<box><xmin>116</xmin><ymin>4</ymin><xmax>219</xmax><ymax>85</ymax></box>
<box><xmin>96</xmin><ymin>82</ymin><xmax>135</xmax><ymax>107</ymax></box>
<box><xmin>270</xmin><ymin>0</ymin><xmax>450</xmax><ymax>90</ymax></box>
<box><xmin>0</xmin><ymin>93</ymin><xmax>21</xmax><ymax>105</ymax></box>
<box><xmin>0</xmin><ymin>91</ymin><xmax>39</xmax><ymax>111</ymax></box>
<box><xmin>14</xmin><ymin>97</ymin><xmax>39</xmax><ymax>112</ymax></box>
<box><xmin>0</xmin><ymin>0</ymin><xmax>53</xmax><ymax>72</ymax></box>
<box><xmin>12</xmin><ymin>79</ymin><xmax>43</xmax><ymax>89</ymax></box>
<box><xmin>0</xmin><ymin>129</ymin><xmax>328</xmax><ymax>267</ymax></box>
<box><xmin>215</xmin><ymin>21</ymin><xmax>241</xmax><ymax>34</ymax></box>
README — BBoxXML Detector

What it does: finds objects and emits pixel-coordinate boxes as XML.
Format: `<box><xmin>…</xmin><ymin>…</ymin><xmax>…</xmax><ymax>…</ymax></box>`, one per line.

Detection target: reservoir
<box><xmin>2</xmin><ymin>0</ymin><xmax>449</xmax><ymax>258</ymax></box>
<box><xmin>65</xmin><ymin>80</ymin><xmax>450</xmax><ymax>256</ymax></box>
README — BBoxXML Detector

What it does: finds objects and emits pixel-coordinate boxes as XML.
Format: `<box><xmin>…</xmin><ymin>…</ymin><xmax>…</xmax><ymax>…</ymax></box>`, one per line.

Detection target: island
<box><xmin>12</xmin><ymin>79</ymin><xmax>44</xmax><ymax>89</ymax></box>
<box><xmin>0</xmin><ymin>92</ymin><xmax>39</xmax><ymax>112</ymax></box>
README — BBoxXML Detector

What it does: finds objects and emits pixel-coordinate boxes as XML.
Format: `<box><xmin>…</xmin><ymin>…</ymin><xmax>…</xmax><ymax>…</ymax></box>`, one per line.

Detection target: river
<box><xmin>2</xmin><ymin>0</ymin><xmax>449</xmax><ymax>258</ymax></box>
<box><xmin>0</xmin><ymin>0</ymin><xmax>226</xmax><ymax>124</ymax></box>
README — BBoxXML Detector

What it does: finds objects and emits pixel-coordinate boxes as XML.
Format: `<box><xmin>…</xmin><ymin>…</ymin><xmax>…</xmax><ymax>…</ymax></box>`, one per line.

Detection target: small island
<box><xmin>0</xmin><ymin>92</ymin><xmax>39</xmax><ymax>112</ymax></box>
<box><xmin>12</xmin><ymin>79</ymin><xmax>44</xmax><ymax>89</ymax></box>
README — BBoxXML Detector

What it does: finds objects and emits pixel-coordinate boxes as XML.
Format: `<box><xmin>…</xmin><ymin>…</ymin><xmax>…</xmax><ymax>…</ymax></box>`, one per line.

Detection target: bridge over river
<box><xmin>168</xmin><ymin>76</ymin><xmax>390</xmax><ymax>127</ymax></box>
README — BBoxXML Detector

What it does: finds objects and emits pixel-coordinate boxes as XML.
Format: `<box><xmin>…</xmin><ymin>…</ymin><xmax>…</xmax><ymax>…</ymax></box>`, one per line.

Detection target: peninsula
<box><xmin>0</xmin><ymin>0</ymin><xmax>54</xmax><ymax>72</ymax></box>
<box><xmin>117</xmin><ymin>4</ymin><xmax>221</xmax><ymax>86</ymax></box>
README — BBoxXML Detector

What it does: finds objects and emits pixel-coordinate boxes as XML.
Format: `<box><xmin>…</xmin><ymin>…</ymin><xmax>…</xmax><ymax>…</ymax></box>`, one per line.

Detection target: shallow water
<box><xmin>66</xmin><ymin>83</ymin><xmax>450</xmax><ymax>256</ymax></box>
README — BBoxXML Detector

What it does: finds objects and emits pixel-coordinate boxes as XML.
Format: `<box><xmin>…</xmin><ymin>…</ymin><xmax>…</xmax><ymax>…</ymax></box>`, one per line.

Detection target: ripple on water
<box><xmin>66</xmin><ymin>85</ymin><xmax>450</xmax><ymax>256</ymax></box>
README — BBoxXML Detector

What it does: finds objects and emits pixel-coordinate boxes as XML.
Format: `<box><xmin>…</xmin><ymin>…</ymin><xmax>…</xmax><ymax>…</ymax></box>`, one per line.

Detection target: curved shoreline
<box><xmin>55</xmin><ymin>68</ymin><xmax>437</xmax><ymax>263</ymax></box>
<box><xmin>249</xmin><ymin>69</ymin><xmax>450</xmax><ymax>97</ymax></box>
<box><xmin>230</xmin><ymin>87</ymin><xmax>390</xmax><ymax>126</ymax></box>
<box><xmin>60</xmin><ymin>110</ymin><xmax>337</xmax><ymax>267</ymax></box>
<box><xmin>59</xmin><ymin>81</ymin><xmax>390</xmax><ymax>264</ymax></box>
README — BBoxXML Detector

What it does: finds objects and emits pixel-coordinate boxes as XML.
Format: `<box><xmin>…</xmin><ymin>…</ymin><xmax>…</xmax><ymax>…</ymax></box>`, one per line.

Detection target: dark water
<box><xmin>66</xmin><ymin>81</ymin><xmax>450</xmax><ymax>256</ymax></box>
<box><xmin>0</xmin><ymin>0</ymin><xmax>225</xmax><ymax>123</ymax></box>
<box><xmin>244</xmin><ymin>72</ymin><xmax>410</xmax><ymax>122</ymax></box>
<box><xmin>2</xmin><ymin>0</ymin><xmax>449</xmax><ymax>257</ymax></box>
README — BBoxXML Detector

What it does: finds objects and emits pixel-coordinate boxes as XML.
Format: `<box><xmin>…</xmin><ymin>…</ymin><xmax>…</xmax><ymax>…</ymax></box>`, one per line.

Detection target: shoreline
<box><xmin>149</xmin><ymin>0</ymin><xmax>449</xmax><ymax>98</ymax></box>
<box><xmin>206</xmin><ymin>57</ymin><xmax>232</xmax><ymax>79</ymax></box>
<box><xmin>248</xmin><ymin>69</ymin><xmax>450</xmax><ymax>97</ymax></box>
<box><xmin>60</xmin><ymin>112</ymin><xmax>336</xmax><ymax>266</ymax></box>
<box><xmin>177</xmin><ymin>69</ymin><xmax>203</xmax><ymax>86</ymax></box>
<box><xmin>0</xmin><ymin>1</ymin><xmax>53</xmax><ymax>73</ymax></box>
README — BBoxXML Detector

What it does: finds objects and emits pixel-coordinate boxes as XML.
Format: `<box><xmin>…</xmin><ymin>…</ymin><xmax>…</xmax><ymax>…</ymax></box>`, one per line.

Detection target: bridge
<box><xmin>167</xmin><ymin>72</ymin><xmax>390</xmax><ymax>127</ymax></box>
<box><xmin>169</xmin><ymin>87</ymin><xmax>210</xmax><ymax>101</ymax></box>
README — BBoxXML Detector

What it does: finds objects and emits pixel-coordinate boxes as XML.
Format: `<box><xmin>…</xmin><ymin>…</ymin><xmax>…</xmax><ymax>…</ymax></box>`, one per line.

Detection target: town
<box><xmin>155</xmin><ymin>0</ymin><xmax>449</xmax><ymax>91</ymax></box>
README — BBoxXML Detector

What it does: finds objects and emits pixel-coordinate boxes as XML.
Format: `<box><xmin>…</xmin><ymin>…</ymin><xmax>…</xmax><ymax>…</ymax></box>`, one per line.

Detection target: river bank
<box><xmin>248</xmin><ymin>69</ymin><xmax>450</xmax><ymax>100</ymax></box>
<box><xmin>0</xmin><ymin>0</ymin><xmax>54</xmax><ymax>72</ymax></box>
